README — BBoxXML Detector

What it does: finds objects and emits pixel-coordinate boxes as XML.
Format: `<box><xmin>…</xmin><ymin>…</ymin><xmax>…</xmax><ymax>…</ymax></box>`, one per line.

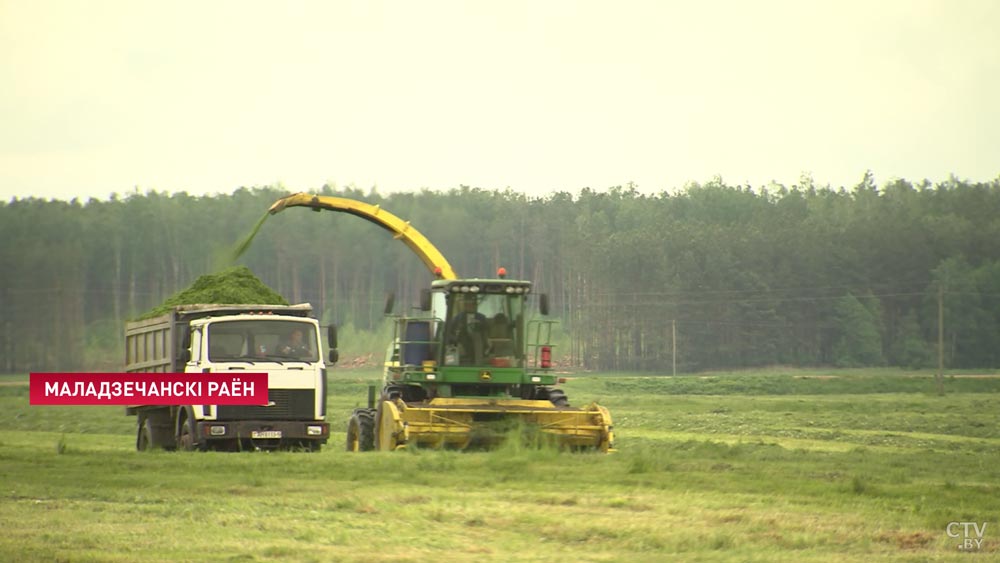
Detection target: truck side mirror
<box><xmin>539</xmin><ymin>293</ymin><xmax>550</xmax><ymax>316</ymax></box>
<box><xmin>327</xmin><ymin>324</ymin><xmax>338</xmax><ymax>349</ymax></box>
<box><xmin>327</xmin><ymin>325</ymin><xmax>339</xmax><ymax>365</ymax></box>
<box><xmin>419</xmin><ymin>289</ymin><xmax>432</xmax><ymax>312</ymax></box>
<box><xmin>384</xmin><ymin>293</ymin><xmax>396</xmax><ymax>315</ymax></box>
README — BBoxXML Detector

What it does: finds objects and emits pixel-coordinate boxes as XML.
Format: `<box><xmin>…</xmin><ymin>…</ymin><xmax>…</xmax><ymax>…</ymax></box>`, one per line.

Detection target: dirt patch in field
<box><xmin>340</xmin><ymin>353</ymin><xmax>377</xmax><ymax>368</ymax></box>
<box><xmin>874</xmin><ymin>530</ymin><xmax>934</xmax><ymax>550</ymax></box>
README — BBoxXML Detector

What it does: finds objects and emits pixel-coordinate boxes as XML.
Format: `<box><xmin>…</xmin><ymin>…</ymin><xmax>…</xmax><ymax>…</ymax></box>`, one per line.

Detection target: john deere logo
<box><xmin>479</xmin><ymin>371</ymin><xmax>492</xmax><ymax>381</ymax></box>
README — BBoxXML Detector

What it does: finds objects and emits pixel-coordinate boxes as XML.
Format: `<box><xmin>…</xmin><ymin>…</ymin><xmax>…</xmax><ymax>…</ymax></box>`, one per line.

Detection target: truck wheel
<box><xmin>346</xmin><ymin>408</ymin><xmax>376</xmax><ymax>452</ymax></box>
<box><xmin>137</xmin><ymin>419</ymin><xmax>155</xmax><ymax>451</ymax></box>
<box><xmin>177</xmin><ymin>416</ymin><xmax>197</xmax><ymax>451</ymax></box>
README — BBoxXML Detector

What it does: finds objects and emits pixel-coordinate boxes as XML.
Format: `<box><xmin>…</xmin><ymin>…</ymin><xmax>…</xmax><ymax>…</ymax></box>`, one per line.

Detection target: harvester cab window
<box><xmin>487</xmin><ymin>313</ymin><xmax>515</xmax><ymax>358</ymax></box>
<box><xmin>444</xmin><ymin>293</ymin><xmax>524</xmax><ymax>367</ymax></box>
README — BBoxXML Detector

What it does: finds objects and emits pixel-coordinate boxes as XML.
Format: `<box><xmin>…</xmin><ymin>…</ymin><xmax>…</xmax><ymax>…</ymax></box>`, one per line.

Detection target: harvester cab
<box><xmin>263</xmin><ymin>192</ymin><xmax>614</xmax><ymax>452</ymax></box>
<box><xmin>386</xmin><ymin>275</ymin><xmax>554</xmax><ymax>401</ymax></box>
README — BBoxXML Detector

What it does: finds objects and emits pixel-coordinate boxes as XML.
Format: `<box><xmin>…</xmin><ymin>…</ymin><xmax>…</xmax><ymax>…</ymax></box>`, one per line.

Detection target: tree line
<box><xmin>3</xmin><ymin>173</ymin><xmax>1000</xmax><ymax>373</ymax></box>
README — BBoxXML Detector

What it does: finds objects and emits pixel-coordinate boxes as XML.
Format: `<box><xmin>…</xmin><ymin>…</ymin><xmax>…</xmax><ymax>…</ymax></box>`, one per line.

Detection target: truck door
<box><xmin>186</xmin><ymin>328</ymin><xmax>202</xmax><ymax>373</ymax></box>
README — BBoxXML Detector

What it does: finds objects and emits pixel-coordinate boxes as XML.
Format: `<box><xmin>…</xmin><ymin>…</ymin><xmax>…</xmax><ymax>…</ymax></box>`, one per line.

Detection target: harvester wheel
<box><xmin>384</xmin><ymin>384</ymin><xmax>427</xmax><ymax>403</ymax></box>
<box><xmin>346</xmin><ymin>408</ymin><xmax>376</xmax><ymax>452</ymax></box>
<box><xmin>548</xmin><ymin>389</ymin><xmax>570</xmax><ymax>407</ymax></box>
<box><xmin>378</xmin><ymin>400</ymin><xmax>406</xmax><ymax>451</ymax></box>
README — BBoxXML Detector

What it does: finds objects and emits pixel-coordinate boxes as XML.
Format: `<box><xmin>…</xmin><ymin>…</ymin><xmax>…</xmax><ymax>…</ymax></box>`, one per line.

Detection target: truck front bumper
<box><xmin>196</xmin><ymin>420</ymin><xmax>329</xmax><ymax>445</ymax></box>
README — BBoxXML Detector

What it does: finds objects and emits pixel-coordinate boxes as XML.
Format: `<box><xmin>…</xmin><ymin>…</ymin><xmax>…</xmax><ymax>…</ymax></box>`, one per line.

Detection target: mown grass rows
<box><xmin>0</xmin><ymin>369</ymin><xmax>998</xmax><ymax>561</ymax></box>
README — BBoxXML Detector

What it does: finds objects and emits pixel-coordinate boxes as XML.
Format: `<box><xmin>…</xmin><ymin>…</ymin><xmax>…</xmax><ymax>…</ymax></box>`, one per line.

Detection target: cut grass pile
<box><xmin>135</xmin><ymin>265</ymin><xmax>287</xmax><ymax>320</ymax></box>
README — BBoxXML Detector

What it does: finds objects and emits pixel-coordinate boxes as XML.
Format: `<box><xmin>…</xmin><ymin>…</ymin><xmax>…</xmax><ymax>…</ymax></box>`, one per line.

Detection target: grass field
<box><xmin>1</xmin><ymin>368</ymin><xmax>998</xmax><ymax>562</ymax></box>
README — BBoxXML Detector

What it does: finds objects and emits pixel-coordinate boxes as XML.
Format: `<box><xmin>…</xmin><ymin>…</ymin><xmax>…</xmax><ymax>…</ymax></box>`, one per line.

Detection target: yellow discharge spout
<box><xmin>268</xmin><ymin>193</ymin><xmax>457</xmax><ymax>280</ymax></box>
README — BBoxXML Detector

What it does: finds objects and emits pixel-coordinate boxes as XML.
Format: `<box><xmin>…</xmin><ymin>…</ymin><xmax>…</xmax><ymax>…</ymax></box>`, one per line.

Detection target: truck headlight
<box><xmin>307</xmin><ymin>425</ymin><xmax>324</xmax><ymax>436</ymax></box>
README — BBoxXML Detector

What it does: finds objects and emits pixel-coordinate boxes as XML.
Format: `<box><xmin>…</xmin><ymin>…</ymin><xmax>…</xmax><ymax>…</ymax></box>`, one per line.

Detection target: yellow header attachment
<box><xmin>268</xmin><ymin>193</ymin><xmax>458</xmax><ymax>280</ymax></box>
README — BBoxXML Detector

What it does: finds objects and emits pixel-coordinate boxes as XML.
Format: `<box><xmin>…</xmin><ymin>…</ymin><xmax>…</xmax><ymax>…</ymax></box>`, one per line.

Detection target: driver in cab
<box><xmin>278</xmin><ymin>328</ymin><xmax>311</xmax><ymax>357</ymax></box>
<box><xmin>449</xmin><ymin>295</ymin><xmax>487</xmax><ymax>362</ymax></box>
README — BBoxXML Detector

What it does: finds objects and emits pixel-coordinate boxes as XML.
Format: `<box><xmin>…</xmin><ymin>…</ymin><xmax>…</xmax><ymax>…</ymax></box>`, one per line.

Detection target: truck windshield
<box><xmin>208</xmin><ymin>320</ymin><xmax>318</xmax><ymax>362</ymax></box>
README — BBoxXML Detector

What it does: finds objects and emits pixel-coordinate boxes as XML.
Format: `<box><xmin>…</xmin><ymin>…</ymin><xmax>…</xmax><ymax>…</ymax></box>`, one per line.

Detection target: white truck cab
<box><xmin>126</xmin><ymin>304</ymin><xmax>336</xmax><ymax>452</ymax></box>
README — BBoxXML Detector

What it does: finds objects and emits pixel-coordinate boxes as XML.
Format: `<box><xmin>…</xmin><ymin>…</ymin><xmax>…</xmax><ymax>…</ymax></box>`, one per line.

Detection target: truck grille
<box><xmin>217</xmin><ymin>389</ymin><xmax>315</xmax><ymax>420</ymax></box>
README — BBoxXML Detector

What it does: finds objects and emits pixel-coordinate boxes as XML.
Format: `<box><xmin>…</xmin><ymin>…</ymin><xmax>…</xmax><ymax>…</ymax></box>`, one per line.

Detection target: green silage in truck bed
<box><xmin>135</xmin><ymin>266</ymin><xmax>288</xmax><ymax>320</ymax></box>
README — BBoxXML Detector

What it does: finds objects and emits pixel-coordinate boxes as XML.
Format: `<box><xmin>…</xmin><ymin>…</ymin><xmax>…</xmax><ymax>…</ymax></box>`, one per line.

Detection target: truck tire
<box><xmin>137</xmin><ymin>419</ymin><xmax>155</xmax><ymax>451</ymax></box>
<box><xmin>136</xmin><ymin>410</ymin><xmax>176</xmax><ymax>451</ymax></box>
<box><xmin>177</xmin><ymin>413</ymin><xmax>199</xmax><ymax>452</ymax></box>
<box><xmin>346</xmin><ymin>408</ymin><xmax>376</xmax><ymax>452</ymax></box>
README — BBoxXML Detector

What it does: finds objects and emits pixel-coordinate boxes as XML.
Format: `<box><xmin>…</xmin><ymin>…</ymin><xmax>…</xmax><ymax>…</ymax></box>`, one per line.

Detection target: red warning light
<box><xmin>497</xmin><ymin>267</ymin><xmax>507</xmax><ymax>279</ymax></box>
<box><xmin>433</xmin><ymin>267</ymin><xmax>443</xmax><ymax>278</ymax></box>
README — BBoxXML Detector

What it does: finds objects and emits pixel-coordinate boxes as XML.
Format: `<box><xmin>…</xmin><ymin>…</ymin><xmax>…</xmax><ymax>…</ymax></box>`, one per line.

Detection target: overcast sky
<box><xmin>1</xmin><ymin>0</ymin><xmax>998</xmax><ymax>201</ymax></box>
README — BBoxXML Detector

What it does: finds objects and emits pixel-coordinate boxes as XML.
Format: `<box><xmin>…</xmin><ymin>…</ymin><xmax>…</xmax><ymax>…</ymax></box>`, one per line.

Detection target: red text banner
<box><xmin>29</xmin><ymin>373</ymin><xmax>269</xmax><ymax>406</ymax></box>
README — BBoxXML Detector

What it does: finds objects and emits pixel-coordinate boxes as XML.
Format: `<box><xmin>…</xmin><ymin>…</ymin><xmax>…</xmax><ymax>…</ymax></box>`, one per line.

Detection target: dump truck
<box><xmin>125</xmin><ymin>303</ymin><xmax>337</xmax><ymax>451</ymax></box>
<box><xmin>267</xmin><ymin>193</ymin><xmax>615</xmax><ymax>452</ymax></box>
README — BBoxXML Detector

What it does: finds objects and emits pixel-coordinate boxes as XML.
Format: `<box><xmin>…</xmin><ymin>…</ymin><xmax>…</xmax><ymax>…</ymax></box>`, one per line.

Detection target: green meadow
<box><xmin>1</xmin><ymin>368</ymin><xmax>998</xmax><ymax>562</ymax></box>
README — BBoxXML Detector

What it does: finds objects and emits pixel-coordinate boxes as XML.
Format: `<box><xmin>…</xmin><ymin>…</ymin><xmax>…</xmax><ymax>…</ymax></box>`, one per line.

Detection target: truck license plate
<box><xmin>251</xmin><ymin>430</ymin><xmax>282</xmax><ymax>439</ymax></box>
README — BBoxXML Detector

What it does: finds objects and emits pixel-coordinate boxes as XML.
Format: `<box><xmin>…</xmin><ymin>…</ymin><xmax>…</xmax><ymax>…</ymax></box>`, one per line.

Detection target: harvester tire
<box><xmin>384</xmin><ymin>384</ymin><xmax>427</xmax><ymax>403</ymax></box>
<box><xmin>346</xmin><ymin>408</ymin><xmax>376</xmax><ymax>452</ymax></box>
<box><xmin>378</xmin><ymin>400</ymin><xmax>406</xmax><ymax>451</ymax></box>
<box><xmin>548</xmin><ymin>389</ymin><xmax>570</xmax><ymax>407</ymax></box>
